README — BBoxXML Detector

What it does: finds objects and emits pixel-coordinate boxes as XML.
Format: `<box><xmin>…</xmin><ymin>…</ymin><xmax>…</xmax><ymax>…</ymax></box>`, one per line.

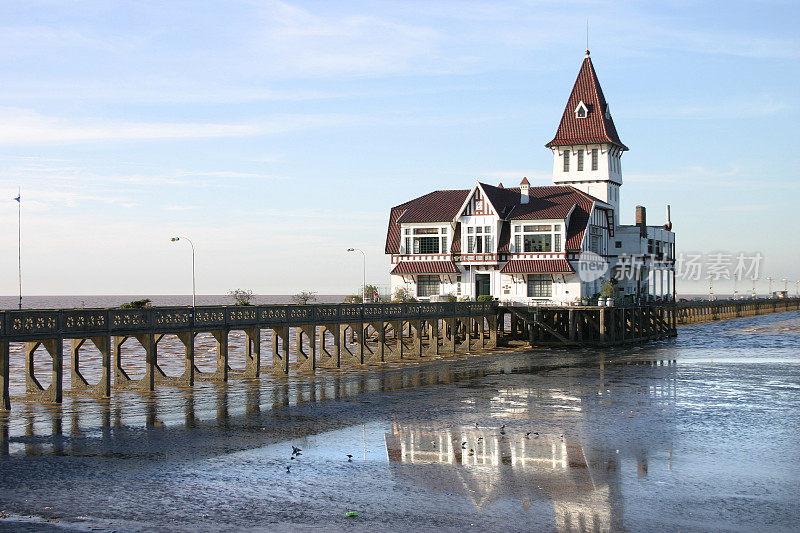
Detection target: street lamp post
<box><xmin>796</xmin><ymin>280</ymin><xmax>799</xmax><ymax>297</ymax></box>
<box><xmin>751</xmin><ymin>277</ymin><xmax>756</xmax><ymax>299</ymax></box>
<box><xmin>347</xmin><ymin>248</ymin><xmax>366</xmax><ymax>303</ymax></box>
<box><xmin>171</xmin><ymin>236</ymin><xmax>196</xmax><ymax>308</ymax></box>
<box><xmin>782</xmin><ymin>278</ymin><xmax>788</xmax><ymax>293</ymax></box>
<box><xmin>767</xmin><ymin>277</ymin><xmax>773</xmax><ymax>298</ymax></box>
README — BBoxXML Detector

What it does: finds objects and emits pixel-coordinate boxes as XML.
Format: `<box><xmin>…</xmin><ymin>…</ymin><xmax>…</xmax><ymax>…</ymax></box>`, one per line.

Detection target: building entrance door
<box><xmin>475</xmin><ymin>274</ymin><xmax>491</xmax><ymax>298</ymax></box>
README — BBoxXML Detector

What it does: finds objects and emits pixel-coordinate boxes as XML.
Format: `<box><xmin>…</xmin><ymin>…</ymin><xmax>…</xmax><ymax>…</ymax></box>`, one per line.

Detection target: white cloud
<box><xmin>0</xmin><ymin>107</ymin><xmax>367</xmax><ymax>145</ymax></box>
<box><xmin>251</xmin><ymin>1</ymin><xmax>445</xmax><ymax>78</ymax></box>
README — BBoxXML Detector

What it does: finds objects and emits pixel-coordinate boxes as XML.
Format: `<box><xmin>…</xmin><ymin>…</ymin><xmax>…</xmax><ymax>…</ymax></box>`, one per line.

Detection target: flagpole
<box><xmin>17</xmin><ymin>188</ymin><xmax>21</xmax><ymax>310</ymax></box>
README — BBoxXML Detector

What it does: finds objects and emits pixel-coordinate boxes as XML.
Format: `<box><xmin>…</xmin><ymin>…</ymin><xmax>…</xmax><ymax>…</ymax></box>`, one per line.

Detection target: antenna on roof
<box><xmin>585</xmin><ymin>19</ymin><xmax>590</xmax><ymax>57</ymax></box>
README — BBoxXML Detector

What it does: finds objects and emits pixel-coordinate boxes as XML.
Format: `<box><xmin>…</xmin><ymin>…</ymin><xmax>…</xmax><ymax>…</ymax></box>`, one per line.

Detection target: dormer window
<box><xmin>575</xmin><ymin>101</ymin><xmax>588</xmax><ymax>119</ymax></box>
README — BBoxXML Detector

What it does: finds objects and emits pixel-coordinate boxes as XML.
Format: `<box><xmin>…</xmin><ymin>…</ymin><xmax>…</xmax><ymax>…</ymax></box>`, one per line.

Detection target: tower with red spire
<box><xmin>546</xmin><ymin>50</ymin><xmax>627</xmax><ymax>221</ymax></box>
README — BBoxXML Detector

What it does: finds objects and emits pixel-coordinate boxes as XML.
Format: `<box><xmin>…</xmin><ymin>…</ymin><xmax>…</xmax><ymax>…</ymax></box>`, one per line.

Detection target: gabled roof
<box><xmin>545</xmin><ymin>52</ymin><xmax>628</xmax><ymax>151</ymax></box>
<box><xmin>386</xmin><ymin>190</ymin><xmax>468</xmax><ymax>254</ymax></box>
<box><xmin>386</xmin><ymin>182</ymin><xmax>601</xmax><ymax>254</ymax></box>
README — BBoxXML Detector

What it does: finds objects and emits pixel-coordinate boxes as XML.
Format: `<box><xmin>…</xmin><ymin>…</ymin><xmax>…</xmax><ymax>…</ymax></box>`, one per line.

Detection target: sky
<box><xmin>0</xmin><ymin>0</ymin><xmax>798</xmax><ymax>297</ymax></box>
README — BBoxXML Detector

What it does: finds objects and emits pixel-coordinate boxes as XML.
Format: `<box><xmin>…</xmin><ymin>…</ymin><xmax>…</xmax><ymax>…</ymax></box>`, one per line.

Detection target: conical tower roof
<box><xmin>546</xmin><ymin>51</ymin><xmax>628</xmax><ymax>151</ymax></box>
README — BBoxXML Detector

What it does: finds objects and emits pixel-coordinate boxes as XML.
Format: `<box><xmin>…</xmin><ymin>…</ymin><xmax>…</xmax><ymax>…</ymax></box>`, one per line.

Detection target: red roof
<box><xmin>391</xmin><ymin>261</ymin><xmax>460</xmax><ymax>274</ymax></box>
<box><xmin>499</xmin><ymin>259</ymin><xmax>574</xmax><ymax>274</ymax></box>
<box><xmin>386</xmin><ymin>182</ymin><xmax>599</xmax><ymax>254</ymax></box>
<box><xmin>545</xmin><ymin>52</ymin><xmax>627</xmax><ymax>150</ymax></box>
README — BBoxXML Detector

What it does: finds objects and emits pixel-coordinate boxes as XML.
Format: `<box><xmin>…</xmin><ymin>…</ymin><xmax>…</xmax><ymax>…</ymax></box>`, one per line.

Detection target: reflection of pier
<box><xmin>0</xmin><ymin>302</ymin><xmax>498</xmax><ymax>410</ymax></box>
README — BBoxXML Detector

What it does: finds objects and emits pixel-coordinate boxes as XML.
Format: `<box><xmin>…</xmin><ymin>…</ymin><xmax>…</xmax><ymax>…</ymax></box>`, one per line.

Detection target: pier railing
<box><xmin>0</xmin><ymin>302</ymin><xmax>497</xmax><ymax>342</ymax></box>
<box><xmin>674</xmin><ymin>297</ymin><xmax>800</xmax><ymax>324</ymax></box>
<box><xmin>0</xmin><ymin>302</ymin><xmax>500</xmax><ymax>410</ymax></box>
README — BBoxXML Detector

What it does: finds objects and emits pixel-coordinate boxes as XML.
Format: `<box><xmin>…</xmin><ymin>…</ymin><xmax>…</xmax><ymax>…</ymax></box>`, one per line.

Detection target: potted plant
<box><xmin>600</xmin><ymin>279</ymin><xmax>616</xmax><ymax>306</ymax></box>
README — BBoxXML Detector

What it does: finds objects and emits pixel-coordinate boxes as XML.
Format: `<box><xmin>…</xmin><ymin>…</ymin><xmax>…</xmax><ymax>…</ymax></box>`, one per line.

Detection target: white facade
<box><xmin>386</xmin><ymin>52</ymin><xmax>676</xmax><ymax>304</ymax></box>
<box><xmin>551</xmin><ymin>143</ymin><xmax>623</xmax><ymax>221</ymax></box>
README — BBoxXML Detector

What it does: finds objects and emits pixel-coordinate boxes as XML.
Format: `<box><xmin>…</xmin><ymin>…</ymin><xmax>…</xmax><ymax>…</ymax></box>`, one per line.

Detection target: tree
<box><xmin>228</xmin><ymin>288</ymin><xmax>254</xmax><ymax>306</ymax></box>
<box><xmin>343</xmin><ymin>294</ymin><xmax>363</xmax><ymax>304</ymax></box>
<box><xmin>291</xmin><ymin>291</ymin><xmax>318</xmax><ymax>305</ymax></box>
<box><xmin>392</xmin><ymin>287</ymin><xmax>417</xmax><ymax>303</ymax></box>
<box><xmin>363</xmin><ymin>284</ymin><xmax>379</xmax><ymax>302</ymax></box>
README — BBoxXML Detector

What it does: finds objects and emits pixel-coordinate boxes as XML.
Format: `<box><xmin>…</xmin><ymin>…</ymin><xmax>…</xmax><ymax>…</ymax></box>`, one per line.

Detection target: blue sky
<box><xmin>0</xmin><ymin>0</ymin><xmax>798</xmax><ymax>296</ymax></box>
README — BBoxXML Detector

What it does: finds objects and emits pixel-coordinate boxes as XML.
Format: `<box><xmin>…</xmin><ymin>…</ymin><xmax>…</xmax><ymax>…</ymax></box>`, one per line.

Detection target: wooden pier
<box><xmin>675</xmin><ymin>298</ymin><xmax>800</xmax><ymax>325</ymax></box>
<box><xmin>0</xmin><ymin>302</ymin><xmax>497</xmax><ymax>410</ymax></box>
<box><xmin>2</xmin><ymin>298</ymin><xmax>797</xmax><ymax>411</ymax></box>
<box><xmin>501</xmin><ymin>304</ymin><xmax>678</xmax><ymax>347</ymax></box>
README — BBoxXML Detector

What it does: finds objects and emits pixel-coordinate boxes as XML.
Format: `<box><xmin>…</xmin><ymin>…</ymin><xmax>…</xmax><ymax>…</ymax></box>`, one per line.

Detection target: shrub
<box><xmin>476</xmin><ymin>295</ymin><xmax>494</xmax><ymax>302</ymax></box>
<box><xmin>343</xmin><ymin>295</ymin><xmax>363</xmax><ymax>304</ymax></box>
<box><xmin>228</xmin><ymin>288</ymin><xmax>254</xmax><ymax>306</ymax></box>
<box><xmin>392</xmin><ymin>287</ymin><xmax>417</xmax><ymax>303</ymax></box>
<box><xmin>441</xmin><ymin>293</ymin><xmax>457</xmax><ymax>302</ymax></box>
<box><xmin>291</xmin><ymin>291</ymin><xmax>318</xmax><ymax>305</ymax></box>
<box><xmin>120</xmin><ymin>298</ymin><xmax>151</xmax><ymax>309</ymax></box>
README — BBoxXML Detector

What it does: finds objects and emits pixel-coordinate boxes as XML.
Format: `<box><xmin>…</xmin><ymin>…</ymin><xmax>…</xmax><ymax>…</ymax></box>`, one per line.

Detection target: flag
<box><xmin>14</xmin><ymin>193</ymin><xmax>20</xmax><ymax>202</ymax></box>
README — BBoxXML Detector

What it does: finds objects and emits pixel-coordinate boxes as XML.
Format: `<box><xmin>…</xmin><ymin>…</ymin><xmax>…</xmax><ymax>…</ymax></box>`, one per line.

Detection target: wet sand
<box><xmin>1</xmin><ymin>311</ymin><xmax>799</xmax><ymax>532</ymax></box>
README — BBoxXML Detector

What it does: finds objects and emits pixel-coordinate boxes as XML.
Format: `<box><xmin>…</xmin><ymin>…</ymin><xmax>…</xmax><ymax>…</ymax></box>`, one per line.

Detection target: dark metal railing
<box><xmin>0</xmin><ymin>302</ymin><xmax>499</xmax><ymax>341</ymax></box>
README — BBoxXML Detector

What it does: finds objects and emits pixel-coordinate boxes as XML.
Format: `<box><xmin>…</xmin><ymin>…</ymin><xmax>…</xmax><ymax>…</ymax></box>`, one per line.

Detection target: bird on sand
<box><xmin>475</xmin><ymin>423</ymin><xmax>479</xmax><ymax>429</ymax></box>
<box><xmin>461</xmin><ymin>441</ymin><xmax>467</xmax><ymax>449</ymax></box>
<box><xmin>347</xmin><ymin>454</ymin><xmax>353</xmax><ymax>462</ymax></box>
<box><xmin>292</xmin><ymin>446</ymin><xmax>302</xmax><ymax>456</ymax></box>
<box><xmin>286</xmin><ymin>465</ymin><xmax>291</xmax><ymax>473</ymax></box>
<box><xmin>468</xmin><ymin>449</ymin><xmax>475</xmax><ymax>456</ymax></box>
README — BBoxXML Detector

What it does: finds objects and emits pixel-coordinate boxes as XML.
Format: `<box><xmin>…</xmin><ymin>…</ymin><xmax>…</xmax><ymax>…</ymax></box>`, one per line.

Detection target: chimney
<box><xmin>636</xmin><ymin>205</ymin><xmax>647</xmax><ymax>237</ymax></box>
<box><xmin>665</xmin><ymin>205</ymin><xmax>673</xmax><ymax>231</ymax></box>
<box><xmin>520</xmin><ymin>177</ymin><xmax>530</xmax><ymax>205</ymax></box>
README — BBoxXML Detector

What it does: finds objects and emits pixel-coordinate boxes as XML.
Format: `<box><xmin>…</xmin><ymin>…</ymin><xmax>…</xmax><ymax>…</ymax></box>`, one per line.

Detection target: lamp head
<box><xmin>346</xmin><ymin>248</ymin><xmax>354</xmax><ymax>251</ymax></box>
<box><xmin>171</xmin><ymin>237</ymin><xmax>180</xmax><ymax>242</ymax></box>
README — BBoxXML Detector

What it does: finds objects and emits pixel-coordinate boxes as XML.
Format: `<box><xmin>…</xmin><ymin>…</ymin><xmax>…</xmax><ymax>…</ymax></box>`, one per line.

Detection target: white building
<box><xmin>385</xmin><ymin>51</ymin><xmax>675</xmax><ymax>304</ymax></box>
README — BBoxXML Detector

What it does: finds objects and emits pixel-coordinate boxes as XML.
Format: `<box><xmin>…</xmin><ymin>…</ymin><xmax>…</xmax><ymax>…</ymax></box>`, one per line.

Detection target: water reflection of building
<box><xmin>386</xmin><ymin>424</ymin><xmax>625</xmax><ymax>532</ymax></box>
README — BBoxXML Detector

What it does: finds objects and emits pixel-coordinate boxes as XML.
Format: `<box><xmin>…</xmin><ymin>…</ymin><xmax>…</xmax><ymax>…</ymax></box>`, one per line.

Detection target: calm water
<box><xmin>0</xmin><ymin>312</ymin><xmax>798</xmax><ymax>532</ymax></box>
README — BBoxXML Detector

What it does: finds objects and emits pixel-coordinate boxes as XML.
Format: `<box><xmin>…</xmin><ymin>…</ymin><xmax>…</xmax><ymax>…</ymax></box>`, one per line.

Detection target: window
<box><xmin>615</xmin><ymin>241</ymin><xmax>622</xmax><ymax>248</ymax></box>
<box><xmin>417</xmin><ymin>275</ymin><xmax>440</xmax><ymax>297</ymax></box>
<box><xmin>577</xmin><ymin>149</ymin><xmax>584</xmax><ymax>171</ymax></box>
<box><xmin>514</xmin><ymin>224</ymin><xmax>562</xmax><ymax>253</ymax></box>
<box><xmin>591</xmin><ymin>235</ymin><xmax>601</xmax><ymax>254</ymax></box>
<box><xmin>647</xmin><ymin>239</ymin><xmax>653</xmax><ymax>254</ymax></box>
<box><xmin>563</xmin><ymin>150</ymin><xmax>570</xmax><ymax>172</ymax></box>
<box><xmin>466</xmin><ymin>225</ymin><xmax>492</xmax><ymax>254</ymax></box>
<box><xmin>407</xmin><ymin>227</ymin><xmax>447</xmax><ymax>254</ymax></box>
<box><xmin>591</xmin><ymin>149</ymin><xmax>598</xmax><ymax>171</ymax></box>
<box><xmin>527</xmin><ymin>274</ymin><xmax>552</xmax><ymax>297</ymax></box>
<box><xmin>415</xmin><ymin>237</ymin><xmax>439</xmax><ymax>254</ymax></box>
<box><xmin>456</xmin><ymin>275</ymin><xmax>461</xmax><ymax>295</ymax></box>
<box><xmin>525</xmin><ymin>234</ymin><xmax>551</xmax><ymax>252</ymax></box>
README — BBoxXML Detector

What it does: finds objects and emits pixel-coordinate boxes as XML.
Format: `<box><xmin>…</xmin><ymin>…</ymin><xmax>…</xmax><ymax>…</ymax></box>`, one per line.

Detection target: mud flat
<box><xmin>1</xmin><ymin>311</ymin><xmax>798</xmax><ymax>532</ymax></box>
